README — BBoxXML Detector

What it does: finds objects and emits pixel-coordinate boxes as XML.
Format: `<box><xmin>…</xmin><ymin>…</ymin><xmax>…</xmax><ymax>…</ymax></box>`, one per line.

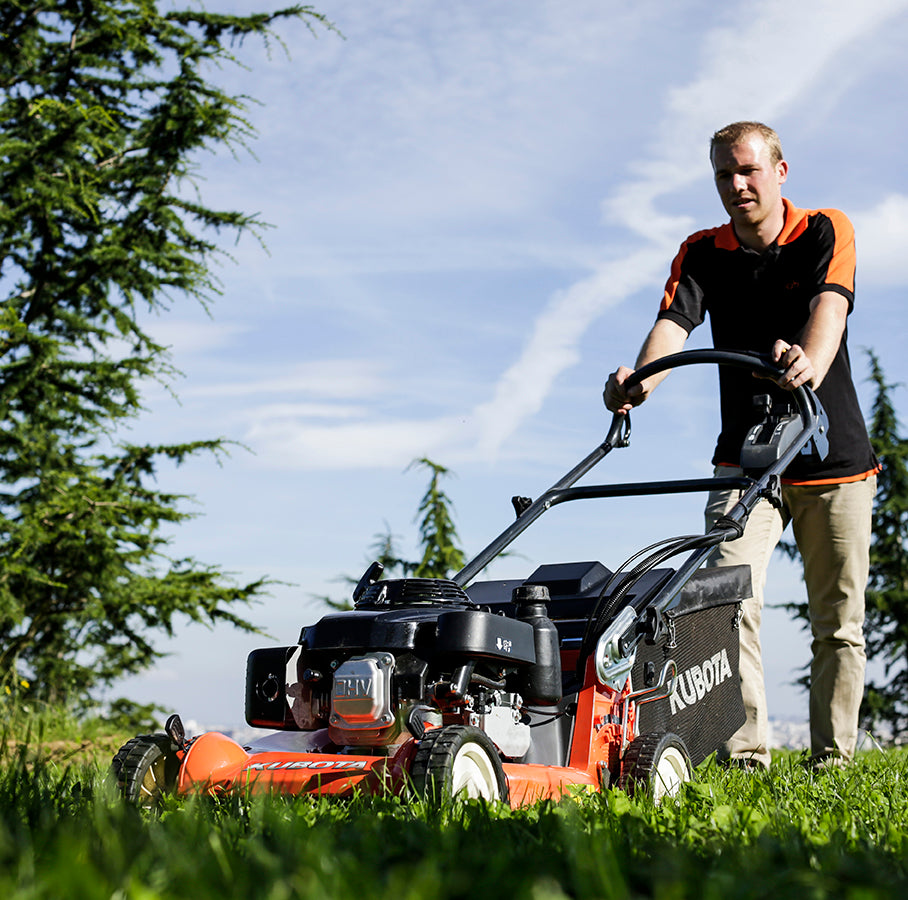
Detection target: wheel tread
<box><xmin>618</xmin><ymin>731</ymin><xmax>691</xmax><ymax>798</ymax></box>
<box><xmin>110</xmin><ymin>733</ymin><xmax>178</xmax><ymax>808</ymax></box>
<box><xmin>410</xmin><ymin>725</ymin><xmax>508</xmax><ymax>804</ymax></box>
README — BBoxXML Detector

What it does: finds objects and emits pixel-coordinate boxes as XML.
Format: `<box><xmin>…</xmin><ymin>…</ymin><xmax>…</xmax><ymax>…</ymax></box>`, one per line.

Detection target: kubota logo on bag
<box><xmin>669</xmin><ymin>649</ymin><xmax>733</xmax><ymax>715</ymax></box>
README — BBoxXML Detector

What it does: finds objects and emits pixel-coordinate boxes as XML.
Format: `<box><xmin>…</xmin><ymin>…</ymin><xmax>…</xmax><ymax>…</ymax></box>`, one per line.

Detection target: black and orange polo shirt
<box><xmin>657</xmin><ymin>199</ymin><xmax>877</xmax><ymax>484</ymax></box>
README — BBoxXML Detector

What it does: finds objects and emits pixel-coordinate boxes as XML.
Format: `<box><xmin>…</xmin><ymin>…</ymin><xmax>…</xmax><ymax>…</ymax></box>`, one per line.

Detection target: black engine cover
<box><xmin>435</xmin><ymin>609</ymin><xmax>535</xmax><ymax>664</ymax></box>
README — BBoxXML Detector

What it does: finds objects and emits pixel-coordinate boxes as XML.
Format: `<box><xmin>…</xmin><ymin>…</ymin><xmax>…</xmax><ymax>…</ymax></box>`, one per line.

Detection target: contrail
<box><xmin>470</xmin><ymin>0</ymin><xmax>908</xmax><ymax>457</ymax></box>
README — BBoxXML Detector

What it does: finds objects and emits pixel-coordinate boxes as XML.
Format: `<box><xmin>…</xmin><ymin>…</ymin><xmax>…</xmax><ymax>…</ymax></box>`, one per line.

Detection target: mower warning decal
<box><xmin>244</xmin><ymin>760</ymin><xmax>368</xmax><ymax>772</ymax></box>
<box><xmin>669</xmin><ymin>649</ymin><xmax>733</xmax><ymax>715</ymax></box>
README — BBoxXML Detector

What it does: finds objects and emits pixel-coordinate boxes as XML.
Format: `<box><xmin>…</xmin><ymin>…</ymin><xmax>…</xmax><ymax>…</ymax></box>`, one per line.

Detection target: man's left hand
<box><xmin>772</xmin><ymin>340</ymin><xmax>817</xmax><ymax>390</ymax></box>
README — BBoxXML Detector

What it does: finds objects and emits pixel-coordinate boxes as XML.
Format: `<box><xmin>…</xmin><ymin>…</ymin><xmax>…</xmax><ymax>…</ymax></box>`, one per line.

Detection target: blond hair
<box><xmin>710</xmin><ymin>122</ymin><xmax>784</xmax><ymax>167</ymax></box>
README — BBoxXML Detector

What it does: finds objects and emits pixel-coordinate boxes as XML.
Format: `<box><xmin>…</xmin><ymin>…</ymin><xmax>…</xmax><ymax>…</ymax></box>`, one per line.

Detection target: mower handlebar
<box><xmin>626</xmin><ymin>349</ymin><xmax>818</xmax><ymax>424</ymax></box>
<box><xmin>454</xmin><ymin>349</ymin><xmax>825</xmax><ymax>589</ymax></box>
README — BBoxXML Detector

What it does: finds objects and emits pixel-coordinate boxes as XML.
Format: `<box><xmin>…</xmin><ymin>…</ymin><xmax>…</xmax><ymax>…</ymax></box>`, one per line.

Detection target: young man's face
<box><xmin>711</xmin><ymin>133</ymin><xmax>788</xmax><ymax>233</ymax></box>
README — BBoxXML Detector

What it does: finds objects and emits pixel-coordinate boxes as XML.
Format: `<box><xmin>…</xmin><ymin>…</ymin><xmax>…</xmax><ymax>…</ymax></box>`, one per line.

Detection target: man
<box><xmin>604</xmin><ymin>122</ymin><xmax>878</xmax><ymax>768</ymax></box>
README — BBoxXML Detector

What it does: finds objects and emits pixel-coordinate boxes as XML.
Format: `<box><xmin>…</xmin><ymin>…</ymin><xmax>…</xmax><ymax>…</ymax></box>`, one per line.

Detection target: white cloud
<box><xmin>199</xmin><ymin>1</ymin><xmax>656</xmax><ymax>274</ymax></box>
<box><xmin>606</xmin><ymin>0</ymin><xmax>908</xmax><ymax>240</ymax></box>
<box><xmin>184</xmin><ymin>360</ymin><xmax>388</xmax><ymax>400</ymax></box>
<box><xmin>246</xmin><ymin>402</ymin><xmax>368</xmax><ymax>421</ymax></box>
<box><xmin>851</xmin><ymin>194</ymin><xmax>908</xmax><ymax>286</ymax></box>
<box><xmin>144</xmin><ymin>319</ymin><xmax>249</xmax><ymax>356</ymax></box>
<box><xmin>186</xmin><ymin>0</ymin><xmax>908</xmax><ymax>472</ymax></box>
<box><xmin>245</xmin><ymin>415</ymin><xmax>468</xmax><ymax>470</ymax></box>
<box><xmin>471</xmin><ymin>0</ymin><xmax>908</xmax><ymax>457</ymax></box>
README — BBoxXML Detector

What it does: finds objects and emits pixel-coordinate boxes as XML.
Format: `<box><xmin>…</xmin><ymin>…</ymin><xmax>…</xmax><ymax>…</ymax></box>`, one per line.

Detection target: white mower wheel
<box><xmin>411</xmin><ymin>725</ymin><xmax>508</xmax><ymax>804</ymax></box>
<box><xmin>619</xmin><ymin>732</ymin><xmax>692</xmax><ymax>801</ymax></box>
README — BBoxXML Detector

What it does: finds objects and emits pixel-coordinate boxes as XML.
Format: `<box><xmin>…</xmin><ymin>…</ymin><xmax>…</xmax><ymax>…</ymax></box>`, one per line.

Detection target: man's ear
<box><xmin>777</xmin><ymin>159</ymin><xmax>789</xmax><ymax>185</ymax></box>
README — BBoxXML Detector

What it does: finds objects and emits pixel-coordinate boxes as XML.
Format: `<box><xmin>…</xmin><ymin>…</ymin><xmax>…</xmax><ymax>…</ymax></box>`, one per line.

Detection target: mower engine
<box><xmin>245</xmin><ymin>578</ymin><xmax>562</xmax><ymax>760</ymax></box>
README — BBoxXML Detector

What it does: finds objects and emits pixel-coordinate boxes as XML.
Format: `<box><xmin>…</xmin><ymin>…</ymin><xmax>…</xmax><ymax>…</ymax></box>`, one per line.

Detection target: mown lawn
<box><xmin>2</xmin><ymin>738</ymin><xmax>908</xmax><ymax>899</ymax></box>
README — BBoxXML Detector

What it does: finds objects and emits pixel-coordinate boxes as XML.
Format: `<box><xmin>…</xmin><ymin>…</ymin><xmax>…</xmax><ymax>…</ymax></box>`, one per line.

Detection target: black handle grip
<box><xmin>625</xmin><ymin>349</ymin><xmax>814</xmax><ymax>421</ymax></box>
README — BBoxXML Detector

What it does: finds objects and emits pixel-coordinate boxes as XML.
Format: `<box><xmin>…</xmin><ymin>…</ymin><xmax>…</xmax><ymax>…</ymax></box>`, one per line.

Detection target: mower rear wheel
<box><xmin>111</xmin><ymin>734</ymin><xmax>180</xmax><ymax>809</ymax></box>
<box><xmin>619</xmin><ymin>732</ymin><xmax>691</xmax><ymax>801</ymax></box>
<box><xmin>411</xmin><ymin>725</ymin><xmax>508</xmax><ymax>804</ymax></box>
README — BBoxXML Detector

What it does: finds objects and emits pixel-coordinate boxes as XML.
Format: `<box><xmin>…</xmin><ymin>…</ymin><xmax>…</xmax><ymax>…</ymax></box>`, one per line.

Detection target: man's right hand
<box><xmin>604</xmin><ymin>319</ymin><xmax>688</xmax><ymax>414</ymax></box>
<box><xmin>603</xmin><ymin>366</ymin><xmax>646</xmax><ymax>414</ymax></box>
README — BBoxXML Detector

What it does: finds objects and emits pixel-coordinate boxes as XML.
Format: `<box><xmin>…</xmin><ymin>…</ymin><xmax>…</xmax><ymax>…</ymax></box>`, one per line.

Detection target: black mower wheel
<box><xmin>410</xmin><ymin>725</ymin><xmax>508</xmax><ymax>804</ymax></box>
<box><xmin>110</xmin><ymin>734</ymin><xmax>180</xmax><ymax>809</ymax></box>
<box><xmin>618</xmin><ymin>732</ymin><xmax>691</xmax><ymax>801</ymax></box>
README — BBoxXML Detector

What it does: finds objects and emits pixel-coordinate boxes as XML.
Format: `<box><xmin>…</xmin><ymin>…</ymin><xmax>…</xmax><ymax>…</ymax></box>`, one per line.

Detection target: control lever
<box><xmin>740</xmin><ymin>394</ymin><xmax>805</xmax><ymax>471</ymax></box>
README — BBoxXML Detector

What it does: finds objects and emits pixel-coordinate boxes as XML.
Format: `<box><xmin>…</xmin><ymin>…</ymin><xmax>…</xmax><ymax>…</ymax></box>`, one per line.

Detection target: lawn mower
<box><xmin>112</xmin><ymin>350</ymin><xmax>828</xmax><ymax>807</ymax></box>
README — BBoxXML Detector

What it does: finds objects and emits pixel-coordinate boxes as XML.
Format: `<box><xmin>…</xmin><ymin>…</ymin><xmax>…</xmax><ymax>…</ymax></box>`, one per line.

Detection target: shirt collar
<box><xmin>716</xmin><ymin>198</ymin><xmax>806</xmax><ymax>251</ymax></box>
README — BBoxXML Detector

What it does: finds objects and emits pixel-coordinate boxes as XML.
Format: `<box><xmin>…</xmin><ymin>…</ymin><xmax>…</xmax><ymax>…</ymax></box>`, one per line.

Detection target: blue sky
<box><xmin>115</xmin><ymin>0</ymin><xmax>908</xmax><ymax>729</ymax></box>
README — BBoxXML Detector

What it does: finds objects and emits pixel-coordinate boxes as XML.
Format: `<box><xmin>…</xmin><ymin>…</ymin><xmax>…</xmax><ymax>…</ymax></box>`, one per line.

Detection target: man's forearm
<box><xmin>633</xmin><ymin>317</ymin><xmax>689</xmax><ymax>388</ymax></box>
<box><xmin>773</xmin><ymin>292</ymin><xmax>848</xmax><ymax>390</ymax></box>
<box><xmin>800</xmin><ymin>292</ymin><xmax>849</xmax><ymax>387</ymax></box>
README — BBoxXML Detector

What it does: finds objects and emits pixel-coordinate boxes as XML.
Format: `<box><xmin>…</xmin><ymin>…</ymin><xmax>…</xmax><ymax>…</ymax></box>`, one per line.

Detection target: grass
<box><xmin>1</xmin><ymin>698</ymin><xmax>134</xmax><ymax>770</ymax></box>
<box><xmin>2</xmin><ymin>738</ymin><xmax>908</xmax><ymax>899</ymax></box>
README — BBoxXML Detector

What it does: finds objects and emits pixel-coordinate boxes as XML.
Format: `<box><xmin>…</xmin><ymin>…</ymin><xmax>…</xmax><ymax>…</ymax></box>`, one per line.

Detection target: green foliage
<box><xmin>861</xmin><ymin>350</ymin><xmax>908</xmax><ymax>738</ymax></box>
<box><xmin>0</xmin><ymin>2</ymin><xmax>332</xmax><ymax>706</ymax></box>
<box><xmin>101</xmin><ymin>696</ymin><xmax>166</xmax><ymax>732</ymax></box>
<box><xmin>1</xmin><ymin>688</ymin><xmax>135</xmax><ymax>769</ymax></box>
<box><xmin>321</xmin><ymin>458</ymin><xmax>466</xmax><ymax>610</ymax></box>
<box><xmin>4</xmin><ymin>750</ymin><xmax>908</xmax><ymax>898</ymax></box>
<box><xmin>408</xmin><ymin>458</ymin><xmax>467</xmax><ymax>579</ymax></box>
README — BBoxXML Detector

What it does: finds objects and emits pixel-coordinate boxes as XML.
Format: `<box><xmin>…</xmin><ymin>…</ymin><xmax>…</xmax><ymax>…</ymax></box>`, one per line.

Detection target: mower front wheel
<box><xmin>619</xmin><ymin>732</ymin><xmax>691</xmax><ymax>800</ymax></box>
<box><xmin>411</xmin><ymin>725</ymin><xmax>508</xmax><ymax>804</ymax></box>
<box><xmin>111</xmin><ymin>734</ymin><xmax>180</xmax><ymax>809</ymax></box>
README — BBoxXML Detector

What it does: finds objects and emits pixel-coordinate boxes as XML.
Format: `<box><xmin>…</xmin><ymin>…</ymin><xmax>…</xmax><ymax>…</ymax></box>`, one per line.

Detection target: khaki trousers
<box><xmin>704</xmin><ymin>468</ymin><xmax>876</xmax><ymax>767</ymax></box>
